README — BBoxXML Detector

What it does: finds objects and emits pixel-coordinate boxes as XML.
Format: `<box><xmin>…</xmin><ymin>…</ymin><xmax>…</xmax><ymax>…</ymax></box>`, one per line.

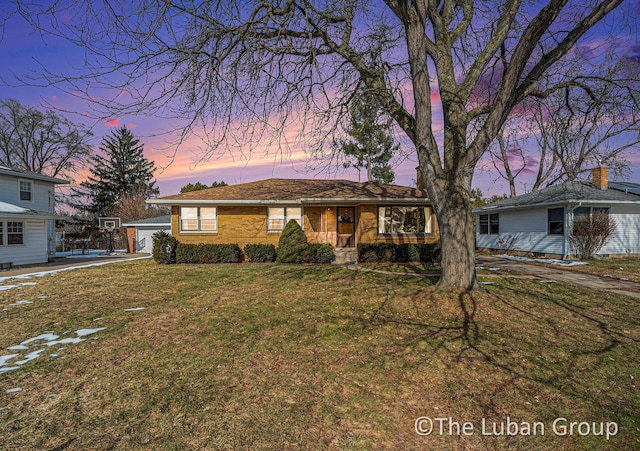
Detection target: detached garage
<box><xmin>123</xmin><ymin>215</ymin><xmax>171</xmax><ymax>254</ymax></box>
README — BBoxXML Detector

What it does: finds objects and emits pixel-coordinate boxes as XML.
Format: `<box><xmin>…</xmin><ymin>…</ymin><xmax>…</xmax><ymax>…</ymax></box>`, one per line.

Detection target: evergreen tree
<box><xmin>339</xmin><ymin>91</ymin><xmax>398</xmax><ymax>184</ymax></box>
<box><xmin>76</xmin><ymin>127</ymin><xmax>159</xmax><ymax>217</ymax></box>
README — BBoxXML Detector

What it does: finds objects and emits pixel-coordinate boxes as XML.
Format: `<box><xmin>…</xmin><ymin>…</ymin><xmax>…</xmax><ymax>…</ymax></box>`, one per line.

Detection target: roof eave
<box><xmin>150</xmin><ymin>197</ymin><xmax>431</xmax><ymax>205</ymax></box>
<box><xmin>472</xmin><ymin>198</ymin><xmax>640</xmax><ymax>214</ymax></box>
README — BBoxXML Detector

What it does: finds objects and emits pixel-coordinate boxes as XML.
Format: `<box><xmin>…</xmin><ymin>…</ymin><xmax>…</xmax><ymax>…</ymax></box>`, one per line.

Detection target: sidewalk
<box><xmin>476</xmin><ymin>255</ymin><xmax>640</xmax><ymax>299</ymax></box>
<box><xmin>0</xmin><ymin>253</ymin><xmax>150</xmax><ymax>279</ymax></box>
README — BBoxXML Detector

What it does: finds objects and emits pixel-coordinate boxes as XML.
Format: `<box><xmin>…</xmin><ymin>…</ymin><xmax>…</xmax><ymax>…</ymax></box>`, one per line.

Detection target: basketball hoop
<box><xmin>105</xmin><ymin>221</ymin><xmax>116</xmax><ymax>233</ymax></box>
<box><xmin>98</xmin><ymin>217</ymin><xmax>121</xmax><ymax>254</ymax></box>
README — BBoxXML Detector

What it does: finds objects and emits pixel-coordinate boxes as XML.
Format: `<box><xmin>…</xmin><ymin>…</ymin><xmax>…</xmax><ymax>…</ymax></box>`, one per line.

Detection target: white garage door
<box><xmin>137</xmin><ymin>228</ymin><xmax>169</xmax><ymax>253</ymax></box>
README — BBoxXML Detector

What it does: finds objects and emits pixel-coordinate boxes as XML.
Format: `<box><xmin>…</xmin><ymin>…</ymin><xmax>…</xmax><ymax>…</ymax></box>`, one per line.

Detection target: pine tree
<box><xmin>339</xmin><ymin>91</ymin><xmax>399</xmax><ymax>184</ymax></box>
<box><xmin>76</xmin><ymin>127</ymin><xmax>159</xmax><ymax>217</ymax></box>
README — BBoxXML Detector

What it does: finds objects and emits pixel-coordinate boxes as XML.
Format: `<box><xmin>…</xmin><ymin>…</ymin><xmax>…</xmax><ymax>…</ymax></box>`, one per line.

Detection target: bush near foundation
<box><xmin>304</xmin><ymin>243</ymin><xmax>335</xmax><ymax>264</ymax></box>
<box><xmin>152</xmin><ymin>231</ymin><xmax>178</xmax><ymax>264</ymax></box>
<box><xmin>276</xmin><ymin>220</ymin><xmax>308</xmax><ymax>263</ymax></box>
<box><xmin>175</xmin><ymin>243</ymin><xmax>241</xmax><ymax>264</ymax></box>
<box><xmin>244</xmin><ymin>244</ymin><xmax>277</xmax><ymax>263</ymax></box>
<box><xmin>357</xmin><ymin>243</ymin><xmax>441</xmax><ymax>263</ymax></box>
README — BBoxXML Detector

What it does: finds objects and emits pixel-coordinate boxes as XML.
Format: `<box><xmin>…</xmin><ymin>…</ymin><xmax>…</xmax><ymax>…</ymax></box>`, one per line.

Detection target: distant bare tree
<box><xmin>0</xmin><ymin>99</ymin><xmax>93</xmax><ymax>178</ymax></box>
<box><xmin>4</xmin><ymin>1</ymin><xmax>633</xmax><ymax>290</ymax></box>
<box><xmin>112</xmin><ymin>191</ymin><xmax>169</xmax><ymax>224</ymax></box>
<box><xmin>570</xmin><ymin>212</ymin><xmax>616</xmax><ymax>259</ymax></box>
<box><xmin>486</xmin><ymin>60</ymin><xmax>640</xmax><ymax>196</ymax></box>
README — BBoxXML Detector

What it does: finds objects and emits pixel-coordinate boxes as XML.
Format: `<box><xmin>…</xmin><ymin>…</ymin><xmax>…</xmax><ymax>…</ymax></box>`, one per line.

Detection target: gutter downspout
<box><xmin>563</xmin><ymin>201</ymin><xmax>582</xmax><ymax>260</ymax></box>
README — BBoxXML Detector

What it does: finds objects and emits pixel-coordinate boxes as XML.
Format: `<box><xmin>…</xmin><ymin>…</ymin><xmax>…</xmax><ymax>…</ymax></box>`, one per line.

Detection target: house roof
<box><xmin>122</xmin><ymin>215</ymin><xmax>172</xmax><ymax>227</ymax></box>
<box><xmin>0</xmin><ymin>200</ymin><xmax>65</xmax><ymax>220</ymax></box>
<box><xmin>0</xmin><ymin>165</ymin><xmax>70</xmax><ymax>184</ymax></box>
<box><xmin>473</xmin><ymin>181</ymin><xmax>640</xmax><ymax>213</ymax></box>
<box><xmin>152</xmin><ymin>179</ymin><xmax>429</xmax><ymax>205</ymax></box>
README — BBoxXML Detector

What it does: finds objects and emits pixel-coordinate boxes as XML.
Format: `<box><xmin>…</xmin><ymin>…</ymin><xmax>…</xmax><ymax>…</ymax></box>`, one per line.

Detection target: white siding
<box><xmin>477</xmin><ymin>207</ymin><xmax>566</xmax><ymax>255</ymax></box>
<box><xmin>599</xmin><ymin>205</ymin><xmax>640</xmax><ymax>255</ymax></box>
<box><xmin>0</xmin><ymin>219</ymin><xmax>48</xmax><ymax>266</ymax></box>
<box><xmin>0</xmin><ymin>174</ymin><xmax>56</xmax><ymax>213</ymax></box>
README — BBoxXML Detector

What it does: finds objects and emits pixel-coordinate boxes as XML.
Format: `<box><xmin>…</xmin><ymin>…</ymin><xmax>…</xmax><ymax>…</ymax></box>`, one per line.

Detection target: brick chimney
<box><xmin>592</xmin><ymin>165</ymin><xmax>608</xmax><ymax>190</ymax></box>
<box><xmin>416</xmin><ymin>167</ymin><xmax>426</xmax><ymax>193</ymax></box>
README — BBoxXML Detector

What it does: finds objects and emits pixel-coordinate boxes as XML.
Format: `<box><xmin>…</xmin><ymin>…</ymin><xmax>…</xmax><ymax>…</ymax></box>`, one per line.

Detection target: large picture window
<box><xmin>378</xmin><ymin>206</ymin><xmax>432</xmax><ymax>234</ymax></box>
<box><xmin>7</xmin><ymin>221</ymin><xmax>24</xmax><ymax>245</ymax></box>
<box><xmin>179</xmin><ymin>207</ymin><xmax>217</xmax><ymax>232</ymax></box>
<box><xmin>479</xmin><ymin>213</ymin><xmax>499</xmax><ymax>235</ymax></box>
<box><xmin>267</xmin><ymin>207</ymin><xmax>302</xmax><ymax>231</ymax></box>
<box><xmin>548</xmin><ymin>208</ymin><xmax>564</xmax><ymax>235</ymax></box>
<box><xmin>19</xmin><ymin>180</ymin><xmax>32</xmax><ymax>201</ymax></box>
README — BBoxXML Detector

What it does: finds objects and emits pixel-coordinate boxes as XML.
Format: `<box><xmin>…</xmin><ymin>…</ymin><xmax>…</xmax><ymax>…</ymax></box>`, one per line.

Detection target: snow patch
<box><xmin>8</xmin><ymin>300</ymin><xmax>33</xmax><ymax>306</ymax></box>
<box><xmin>124</xmin><ymin>307</ymin><xmax>145</xmax><ymax>312</ymax></box>
<box><xmin>5</xmin><ymin>387</ymin><xmax>22</xmax><ymax>394</ymax></box>
<box><xmin>494</xmin><ymin>254</ymin><xmax>588</xmax><ymax>266</ymax></box>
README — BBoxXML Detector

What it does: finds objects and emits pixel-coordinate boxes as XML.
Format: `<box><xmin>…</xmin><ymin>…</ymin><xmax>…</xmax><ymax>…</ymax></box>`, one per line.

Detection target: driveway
<box><xmin>477</xmin><ymin>255</ymin><xmax>640</xmax><ymax>299</ymax></box>
<box><xmin>0</xmin><ymin>254</ymin><xmax>150</xmax><ymax>280</ymax></box>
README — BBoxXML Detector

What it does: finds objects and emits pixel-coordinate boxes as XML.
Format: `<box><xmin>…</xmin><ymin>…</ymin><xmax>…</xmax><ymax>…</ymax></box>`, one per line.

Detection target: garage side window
<box><xmin>179</xmin><ymin>207</ymin><xmax>217</xmax><ymax>232</ymax></box>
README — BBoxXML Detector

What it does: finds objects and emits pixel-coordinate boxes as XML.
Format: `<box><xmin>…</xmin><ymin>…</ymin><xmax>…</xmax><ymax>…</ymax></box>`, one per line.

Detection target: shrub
<box><xmin>277</xmin><ymin>220</ymin><xmax>308</xmax><ymax>263</ymax></box>
<box><xmin>357</xmin><ymin>243</ymin><xmax>441</xmax><ymax>263</ymax></box>
<box><xmin>570</xmin><ymin>212</ymin><xmax>616</xmax><ymax>259</ymax></box>
<box><xmin>152</xmin><ymin>231</ymin><xmax>178</xmax><ymax>264</ymax></box>
<box><xmin>175</xmin><ymin>243</ymin><xmax>241</xmax><ymax>264</ymax></box>
<box><xmin>304</xmin><ymin>243</ymin><xmax>335</xmax><ymax>264</ymax></box>
<box><xmin>244</xmin><ymin>244</ymin><xmax>277</xmax><ymax>263</ymax></box>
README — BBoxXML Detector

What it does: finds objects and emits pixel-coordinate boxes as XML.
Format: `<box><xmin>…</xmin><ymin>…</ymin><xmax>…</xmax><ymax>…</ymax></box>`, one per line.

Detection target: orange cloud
<box><xmin>106</xmin><ymin>117</ymin><xmax>120</xmax><ymax>127</ymax></box>
<box><xmin>127</xmin><ymin>122</ymin><xmax>137</xmax><ymax>129</ymax></box>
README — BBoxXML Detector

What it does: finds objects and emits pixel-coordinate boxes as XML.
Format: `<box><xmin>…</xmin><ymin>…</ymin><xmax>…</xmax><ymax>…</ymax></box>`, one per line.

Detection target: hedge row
<box><xmin>151</xmin><ymin>230</ymin><xmax>333</xmax><ymax>264</ymax></box>
<box><xmin>357</xmin><ymin>243</ymin><xmax>441</xmax><ymax>263</ymax></box>
<box><xmin>176</xmin><ymin>243</ymin><xmax>241</xmax><ymax>264</ymax></box>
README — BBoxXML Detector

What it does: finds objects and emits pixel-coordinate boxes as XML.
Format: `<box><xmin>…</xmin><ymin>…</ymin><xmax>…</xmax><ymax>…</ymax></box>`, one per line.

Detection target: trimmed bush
<box><xmin>357</xmin><ymin>243</ymin><xmax>441</xmax><ymax>263</ymax></box>
<box><xmin>152</xmin><ymin>231</ymin><xmax>178</xmax><ymax>264</ymax></box>
<box><xmin>277</xmin><ymin>220</ymin><xmax>308</xmax><ymax>263</ymax></box>
<box><xmin>304</xmin><ymin>243</ymin><xmax>335</xmax><ymax>264</ymax></box>
<box><xmin>175</xmin><ymin>243</ymin><xmax>241</xmax><ymax>264</ymax></box>
<box><xmin>244</xmin><ymin>243</ymin><xmax>277</xmax><ymax>263</ymax></box>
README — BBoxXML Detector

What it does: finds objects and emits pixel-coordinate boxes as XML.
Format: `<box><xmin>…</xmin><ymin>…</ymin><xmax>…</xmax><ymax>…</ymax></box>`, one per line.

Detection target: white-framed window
<box><xmin>7</xmin><ymin>221</ymin><xmax>24</xmax><ymax>245</ymax></box>
<box><xmin>548</xmin><ymin>207</ymin><xmax>564</xmax><ymax>235</ymax></box>
<box><xmin>479</xmin><ymin>213</ymin><xmax>499</xmax><ymax>235</ymax></box>
<box><xmin>378</xmin><ymin>206</ymin><xmax>432</xmax><ymax>234</ymax></box>
<box><xmin>179</xmin><ymin>207</ymin><xmax>217</xmax><ymax>232</ymax></box>
<box><xmin>267</xmin><ymin>207</ymin><xmax>303</xmax><ymax>231</ymax></box>
<box><xmin>19</xmin><ymin>180</ymin><xmax>32</xmax><ymax>202</ymax></box>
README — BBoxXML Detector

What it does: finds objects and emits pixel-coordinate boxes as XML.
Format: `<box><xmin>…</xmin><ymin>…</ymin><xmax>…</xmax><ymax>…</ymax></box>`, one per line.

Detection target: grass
<box><xmin>0</xmin><ymin>260</ymin><xmax>638</xmax><ymax>450</ymax></box>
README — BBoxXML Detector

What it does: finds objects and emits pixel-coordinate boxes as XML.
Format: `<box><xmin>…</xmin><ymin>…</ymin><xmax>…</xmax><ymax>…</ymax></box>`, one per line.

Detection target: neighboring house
<box><xmin>150</xmin><ymin>178</ymin><xmax>438</xmax><ymax>250</ymax></box>
<box><xmin>473</xmin><ymin>166</ymin><xmax>640</xmax><ymax>259</ymax></box>
<box><xmin>123</xmin><ymin>215</ymin><xmax>171</xmax><ymax>254</ymax></box>
<box><xmin>0</xmin><ymin>165</ymin><xmax>69</xmax><ymax>267</ymax></box>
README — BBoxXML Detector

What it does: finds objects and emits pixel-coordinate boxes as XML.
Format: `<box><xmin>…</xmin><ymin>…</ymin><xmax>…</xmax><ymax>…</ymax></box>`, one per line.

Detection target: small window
<box><xmin>7</xmin><ymin>221</ymin><xmax>24</xmax><ymax>245</ymax></box>
<box><xmin>479</xmin><ymin>214</ymin><xmax>489</xmax><ymax>234</ymax></box>
<box><xmin>378</xmin><ymin>206</ymin><xmax>432</xmax><ymax>234</ymax></box>
<box><xmin>548</xmin><ymin>208</ymin><xmax>564</xmax><ymax>235</ymax></box>
<box><xmin>479</xmin><ymin>214</ymin><xmax>499</xmax><ymax>234</ymax></box>
<box><xmin>19</xmin><ymin>180</ymin><xmax>32</xmax><ymax>201</ymax></box>
<box><xmin>0</xmin><ymin>222</ymin><xmax>3</xmax><ymax>246</ymax></box>
<box><xmin>267</xmin><ymin>207</ymin><xmax>303</xmax><ymax>231</ymax></box>
<box><xmin>489</xmin><ymin>214</ymin><xmax>499</xmax><ymax>234</ymax></box>
<box><xmin>179</xmin><ymin>207</ymin><xmax>217</xmax><ymax>232</ymax></box>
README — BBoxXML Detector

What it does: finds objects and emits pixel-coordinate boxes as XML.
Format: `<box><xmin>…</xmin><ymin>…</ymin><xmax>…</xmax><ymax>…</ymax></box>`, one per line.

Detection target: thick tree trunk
<box><xmin>432</xmin><ymin>180</ymin><xmax>478</xmax><ymax>291</ymax></box>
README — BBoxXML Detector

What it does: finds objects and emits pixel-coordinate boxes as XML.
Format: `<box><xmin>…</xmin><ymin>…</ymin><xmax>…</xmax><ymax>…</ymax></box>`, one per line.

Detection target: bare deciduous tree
<box><xmin>4</xmin><ymin>0</ymin><xmax>634</xmax><ymax>290</ymax></box>
<box><xmin>0</xmin><ymin>99</ymin><xmax>93</xmax><ymax>178</ymax></box>
<box><xmin>486</xmin><ymin>60</ymin><xmax>640</xmax><ymax>196</ymax></box>
<box><xmin>570</xmin><ymin>212</ymin><xmax>616</xmax><ymax>259</ymax></box>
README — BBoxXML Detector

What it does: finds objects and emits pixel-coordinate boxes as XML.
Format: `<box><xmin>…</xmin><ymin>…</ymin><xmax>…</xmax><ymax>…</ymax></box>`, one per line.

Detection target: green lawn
<box><xmin>0</xmin><ymin>260</ymin><xmax>638</xmax><ymax>450</ymax></box>
<box><xmin>553</xmin><ymin>257</ymin><xmax>640</xmax><ymax>283</ymax></box>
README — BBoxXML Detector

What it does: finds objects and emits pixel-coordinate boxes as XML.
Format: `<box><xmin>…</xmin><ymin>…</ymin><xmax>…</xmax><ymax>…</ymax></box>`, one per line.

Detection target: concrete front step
<box><xmin>333</xmin><ymin>248</ymin><xmax>358</xmax><ymax>264</ymax></box>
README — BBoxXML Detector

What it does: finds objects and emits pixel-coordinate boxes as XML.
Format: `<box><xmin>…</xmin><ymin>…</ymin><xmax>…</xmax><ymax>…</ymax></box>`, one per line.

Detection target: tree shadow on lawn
<box><xmin>337</xmin><ymin>278</ymin><xmax>638</xmax><ymax>426</ymax></box>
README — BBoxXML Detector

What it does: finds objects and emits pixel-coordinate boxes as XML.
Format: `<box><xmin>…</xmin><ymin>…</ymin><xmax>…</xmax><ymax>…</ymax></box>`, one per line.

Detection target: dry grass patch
<box><xmin>0</xmin><ymin>260</ymin><xmax>638</xmax><ymax>450</ymax></box>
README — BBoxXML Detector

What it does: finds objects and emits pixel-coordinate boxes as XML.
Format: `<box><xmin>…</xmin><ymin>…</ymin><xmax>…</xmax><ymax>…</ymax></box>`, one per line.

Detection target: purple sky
<box><xmin>0</xmin><ymin>6</ymin><xmax>638</xmax><ymax>197</ymax></box>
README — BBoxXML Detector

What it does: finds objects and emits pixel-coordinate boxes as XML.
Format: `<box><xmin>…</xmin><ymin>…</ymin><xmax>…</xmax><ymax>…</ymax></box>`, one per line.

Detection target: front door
<box><xmin>336</xmin><ymin>207</ymin><xmax>356</xmax><ymax>248</ymax></box>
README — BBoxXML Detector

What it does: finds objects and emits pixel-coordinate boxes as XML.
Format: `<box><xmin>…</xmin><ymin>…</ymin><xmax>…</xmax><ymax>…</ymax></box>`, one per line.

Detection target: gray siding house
<box><xmin>0</xmin><ymin>166</ymin><xmax>69</xmax><ymax>266</ymax></box>
<box><xmin>473</xmin><ymin>167</ymin><xmax>640</xmax><ymax>259</ymax></box>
